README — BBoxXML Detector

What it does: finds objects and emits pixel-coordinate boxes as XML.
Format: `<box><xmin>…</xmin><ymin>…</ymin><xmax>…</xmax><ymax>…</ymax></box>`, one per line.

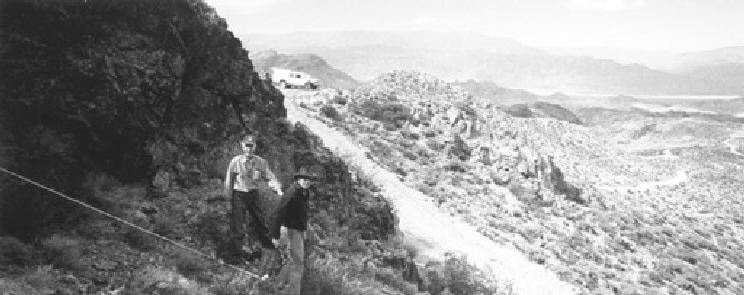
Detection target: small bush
<box><xmin>352</xmin><ymin>99</ymin><xmax>411</xmax><ymax>125</ymax></box>
<box><xmin>374</xmin><ymin>267</ymin><xmax>419</xmax><ymax>295</ymax></box>
<box><xmin>426</xmin><ymin>139</ymin><xmax>445</xmax><ymax>151</ymax></box>
<box><xmin>302</xmin><ymin>265</ymin><xmax>348</xmax><ymax>295</ymax></box>
<box><xmin>0</xmin><ymin>236</ymin><xmax>35</xmax><ymax>266</ymax></box>
<box><xmin>123</xmin><ymin>228</ymin><xmax>158</xmax><ymax>251</ymax></box>
<box><xmin>443</xmin><ymin>253</ymin><xmax>501</xmax><ymax>295</ymax></box>
<box><xmin>504</xmin><ymin>104</ymin><xmax>533</xmax><ymax>118</ymax></box>
<box><xmin>40</xmin><ymin>235</ymin><xmax>83</xmax><ymax>270</ymax></box>
<box><xmin>124</xmin><ymin>266</ymin><xmax>213</xmax><ymax>295</ymax></box>
<box><xmin>320</xmin><ymin>105</ymin><xmax>340</xmax><ymax>120</ymax></box>
<box><xmin>401</xmin><ymin>131</ymin><xmax>420</xmax><ymax>140</ymax></box>
<box><xmin>153</xmin><ymin>213</ymin><xmax>180</xmax><ymax>239</ymax></box>
<box><xmin>403</xmin><ymin>151</ymin><xmax>417</xmax><ymax>161</ymax></box>
<box><xmin>332</xmin><ymin>95</ymin><xmax>348</xmax><ymax>105</ymax></box>
<box><xmin>23</xmin><ymin>265</ymin><xmax>58</xmax><ymax>290</ymax></box>
<box><xmin>172</xmin><ymin>251</ymin><xmax>208</xmax><ymax>280</ymax></box>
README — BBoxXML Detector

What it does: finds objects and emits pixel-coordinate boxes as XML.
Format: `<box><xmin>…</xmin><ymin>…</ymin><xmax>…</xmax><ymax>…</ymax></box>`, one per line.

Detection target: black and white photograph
<box><xmin>1</xmin><ymin>0</ymin><xmax>742</xmax><ymax>294</ymax></box>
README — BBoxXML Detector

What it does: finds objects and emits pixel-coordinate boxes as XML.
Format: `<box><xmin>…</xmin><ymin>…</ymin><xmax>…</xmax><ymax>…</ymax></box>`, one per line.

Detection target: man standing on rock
<box><xmin>225</xmin><ymin>134</ymin><xmax>283</xmax><ymax>263</ymax></box>
<box><xmin>271</xmin><ymin>166</ymin><xmax>318</xmax><ymax>295</ymax></box>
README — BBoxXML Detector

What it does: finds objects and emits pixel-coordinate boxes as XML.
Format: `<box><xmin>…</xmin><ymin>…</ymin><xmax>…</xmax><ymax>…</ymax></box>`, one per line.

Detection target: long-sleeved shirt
<box><xmin>225</xmin><ymin>154</ymin><xmax>280</xmax><ymax>192</ymax></box>
<box><xmin>271</xmin><ymin>183</ymin><xmax>313</xmax><ymax>238</ymax></box>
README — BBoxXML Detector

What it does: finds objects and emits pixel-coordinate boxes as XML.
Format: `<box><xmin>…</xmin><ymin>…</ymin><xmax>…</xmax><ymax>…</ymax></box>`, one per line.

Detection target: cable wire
<box><xmin>0</xmin><ymin>166</ymin><xmax>263</xmax><ymax>280</ymax></box>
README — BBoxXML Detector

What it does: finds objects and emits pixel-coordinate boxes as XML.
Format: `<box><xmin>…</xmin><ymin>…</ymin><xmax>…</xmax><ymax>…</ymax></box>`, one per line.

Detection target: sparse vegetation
<box><xmin>0</xmin><ymin>236</ymin><xmax>35</xmax><ymax>266</ymax></box>
<box><xmin>320</xmin><ymin>104</ymin><xmax>341</xmax><ymax>120</ymax></box>
<box><xmin>295</xmin><ymin>70</ymin><xmax>744</xmax><ymax>295</ymax></box>
<box><xmin>40</xmin><ymin>235</ymin><xmax>84</xmax><ymax>270</ymax></box>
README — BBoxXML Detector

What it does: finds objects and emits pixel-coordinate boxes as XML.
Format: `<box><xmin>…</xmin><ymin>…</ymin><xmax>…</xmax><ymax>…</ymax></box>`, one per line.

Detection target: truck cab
<box><xmin>271</xmin><ymin>67</ymin><xmax>320</xmax><ymax>89</ymax></box>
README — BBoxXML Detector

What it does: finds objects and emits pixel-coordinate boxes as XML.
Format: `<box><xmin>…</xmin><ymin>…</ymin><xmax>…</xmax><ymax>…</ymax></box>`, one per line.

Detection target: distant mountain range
<box><xmin>249</xmin><ymin>50</ymin><xmax>359</xmax><ymax>89</ymax></box>
<box><xmin>242</xmin><ymin>31</ymin><xmax>744</xmax><ymax>95</ymax></box>
<box><xmin>672</xmin><ymin>46</ymin><xmax>744</xmax><ymax>72</ymax></box>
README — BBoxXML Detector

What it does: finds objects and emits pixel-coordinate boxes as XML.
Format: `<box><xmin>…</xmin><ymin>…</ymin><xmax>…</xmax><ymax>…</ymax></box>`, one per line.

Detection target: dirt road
<box><xmin>284</xmin><ymin>95</ymin><xmax>576</xmax><ymax>295</ymax></box>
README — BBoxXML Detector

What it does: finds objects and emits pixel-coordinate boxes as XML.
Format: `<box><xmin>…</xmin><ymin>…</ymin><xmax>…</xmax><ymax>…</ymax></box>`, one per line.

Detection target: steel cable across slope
<box><xmin>0</xmin><ymin>166</ymin><xmax>264</xmax><ymax>280</ymax></box>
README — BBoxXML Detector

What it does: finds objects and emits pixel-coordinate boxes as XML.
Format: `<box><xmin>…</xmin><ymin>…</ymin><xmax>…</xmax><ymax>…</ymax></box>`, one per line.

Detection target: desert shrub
<box><xmin>23</xmin><ymin>265</ymin><xmax>58</xmax><ymax>290</ymax></box>
<box><xmin>422</xmin><ymin>254</ymin><xmax>505</xmax><ymax>295</ymax></box>
<box><xmin>172</xmin><ymin>251</ymin><xmax>208</xmax><ymax>280</ymax></box>
<box><xmin>302</xmin><ymin>265</ymin><xmax>348</xmax><ymax>295</ymax></box>
<box><xmin>443</xmin><ymin>162</ymin><xmax>466</xmax><ymax>173</ymax></box>
<box><xmin>40</xmin><ymin>235</ymin><xmax>83</xmax><ymax>270</ymax></box>
<box><xmin>383</xmin><ymin>123</ymin><xmax>398</xmax><ymax>131</ymax></box>
<box><xmin>426</xmin><ymin>139</ymin><xmax>445</xmax><ymax>151</ymax></box>
<box><xmin>399</xmin><ymin>139</ymin><xmax>415</xmax><ymax>148</ymax></box>
<box><xmin>403</xmin><ymin>151</ymin><xmax>417</xmax><ymax>160</ymax></box>
<box><xmin>153</xmin><ymin>213</ymin><xmax>181</xmax><ymax>239</ymax></box>
<box><xmin>508</xmin><ymin>181</ymin><xmax>531</xmax><ymax>200</ymax></box>
<box><xmin>374</xmin><ymin>268</ymin><xmax>419</xmax><ymax>295</ymax></box>
<box><xmin>442</xmin><ymin>253</ymin><xmax>501</xmax><ymax>295</ymax></box>
<box><xmin>0</xmin><ymin>236</ymin><xmax>36</xmax><ymax>266</ymax></box>
<box><xmin>332</xmin><ymin>95</ymin><xmax>348</xmax><ymax>105</ymax></box>
<box><xmin>448</xmin><ymin>135</ymin><xmax>471</xmax><ymax>161</ymax></box>
<box><xmin>353</xmin><ymin>99</ymin><xmax>411</xmax><ymax>125</ymax></box>
<box><xmin>320</xmin><ymin>105</ymin><xmax>340</xmax><ymax>120</ymax></box>
<box><xmin>124</xmin><ymin>266</ymin><xmax>213</xmax><ymax>295</ymax></box>
<box><xmin>422</xmin><ymin>130</ymin><xmax>437</xmax><ymax>138</ymax></box>
<box><xmin>504</xmin><ymin>104</ymin><xmax>534</xmax><ymax>118</ymax></box>
<box><xmin>123</xmin><ymin>228</ymin><xmax>158</xmax><ymax>252</ymax></box>
<box><xmin>401</xmin><ymin>131</ymin><xmax>420</xmax><ymax>140</ymax></box>
<box><xmin>192</xmin><ymin>213</ymin><xmax>230</xmax><ymax>247</ymax></box>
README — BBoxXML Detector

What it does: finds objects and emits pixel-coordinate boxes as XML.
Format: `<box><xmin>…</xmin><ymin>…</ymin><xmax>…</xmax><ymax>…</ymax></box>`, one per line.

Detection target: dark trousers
<box><xmin>230</xmin><ymin>190</ymin><xmax>274</xmax><ymax>249</ymax></box>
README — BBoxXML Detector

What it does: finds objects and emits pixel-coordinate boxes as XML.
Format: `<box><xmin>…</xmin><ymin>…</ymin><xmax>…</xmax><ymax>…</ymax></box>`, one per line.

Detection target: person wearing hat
<box><xmin>271</xmin><ymin>166</ymin><xmax>318</xmax><ymax>295</ymax></box>
<box><xmin>224</xmin><ymin>134</ymin><xmax>283</xmax><ymax>262</ymax></box>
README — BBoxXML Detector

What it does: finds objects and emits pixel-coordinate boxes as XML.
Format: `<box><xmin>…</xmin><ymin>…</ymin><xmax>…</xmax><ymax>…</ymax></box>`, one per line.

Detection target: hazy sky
<box><xmin>207</xmin><ymin>0</ymin><xmax>742</xmax><ymax>52</ymax></box>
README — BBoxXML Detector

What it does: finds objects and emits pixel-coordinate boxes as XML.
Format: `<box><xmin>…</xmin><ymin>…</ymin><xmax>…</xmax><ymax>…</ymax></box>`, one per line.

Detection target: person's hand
<box><xmin>271</xmin><ymin>238</ymin><xmax>279</xmax><ymax>247</ymax></box>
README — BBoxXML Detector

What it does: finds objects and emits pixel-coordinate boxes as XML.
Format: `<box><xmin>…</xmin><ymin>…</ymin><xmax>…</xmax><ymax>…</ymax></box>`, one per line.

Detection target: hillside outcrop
<box><xmin>0</xmin><ymin>2</ymin><xmax>502</xmax><ymax>294</ymax></box>
<box><xmin>0</xmin><ymin>0</ymin><xmax>286</xmax><ymax>239</ymax></box>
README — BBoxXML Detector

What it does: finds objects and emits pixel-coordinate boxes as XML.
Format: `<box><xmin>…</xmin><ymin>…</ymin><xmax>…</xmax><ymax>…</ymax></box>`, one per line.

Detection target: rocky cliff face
<box><xmin>0</xmin><ymin>0</ymin><xmax>284</xmax><ymax>239</ymax></box>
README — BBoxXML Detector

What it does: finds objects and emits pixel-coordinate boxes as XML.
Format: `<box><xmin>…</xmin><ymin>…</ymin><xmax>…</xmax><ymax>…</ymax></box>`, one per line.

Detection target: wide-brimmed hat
<box><xmin>294</xmin><ymin>167</ymin><xmax>318</xmax><ymax>180</ymax></box>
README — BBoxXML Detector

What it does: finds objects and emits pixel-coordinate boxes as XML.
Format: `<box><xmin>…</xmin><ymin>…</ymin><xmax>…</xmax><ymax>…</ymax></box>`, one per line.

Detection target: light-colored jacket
<box><xmin>225</xmin><ymin>154</ymin><xmax>281</xmax><ymax>192</ymax></box>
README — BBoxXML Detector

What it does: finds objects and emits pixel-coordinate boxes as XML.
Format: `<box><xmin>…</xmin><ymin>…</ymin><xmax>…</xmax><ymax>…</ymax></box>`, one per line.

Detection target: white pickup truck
<box><xmin>271</xmin><ymin>67</ymin><xmax>320</xmax><ymax>89</ymax></box>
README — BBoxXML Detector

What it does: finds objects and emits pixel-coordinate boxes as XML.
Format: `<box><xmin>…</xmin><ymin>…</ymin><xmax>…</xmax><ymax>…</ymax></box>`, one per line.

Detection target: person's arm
<box><xmin>225</xmin><ymin>158</ymin><xmax>237</xmax><ymax>198</ymax></box>
<box><xmin>263</xmin><ymin>159</ymin><xmax>283</xmax><ymax>195</ymax></box>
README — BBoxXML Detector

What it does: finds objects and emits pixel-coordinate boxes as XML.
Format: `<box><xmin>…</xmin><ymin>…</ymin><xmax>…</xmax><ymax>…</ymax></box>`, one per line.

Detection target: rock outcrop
<box><xmin>0</xmin><ymin>0</ymin><xmax>283</xmax><ymax>239</ymax></box>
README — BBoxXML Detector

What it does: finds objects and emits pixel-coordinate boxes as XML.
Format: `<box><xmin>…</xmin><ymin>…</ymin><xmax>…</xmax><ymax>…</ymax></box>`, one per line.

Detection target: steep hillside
<box><xmin>1</xmin><ymin>0</ymin><xmax>282</xmax><ymax>239</ymax></box>
<box><xmin>0</xmin><ymin>2</ymin><xmax>498</xmax><ymax>295</ymax></box>
<box><xmin>250</xmin><ymin>50</ymin><xmax>359</xmax><ymax>89</ymax></box>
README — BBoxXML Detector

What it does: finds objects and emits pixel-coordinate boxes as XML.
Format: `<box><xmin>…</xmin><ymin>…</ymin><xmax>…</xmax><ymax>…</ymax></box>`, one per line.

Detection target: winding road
<box><xmin>283</xmin><ymin>92</ymin><xmax>576</xmax><ymax>295</ymax></box>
